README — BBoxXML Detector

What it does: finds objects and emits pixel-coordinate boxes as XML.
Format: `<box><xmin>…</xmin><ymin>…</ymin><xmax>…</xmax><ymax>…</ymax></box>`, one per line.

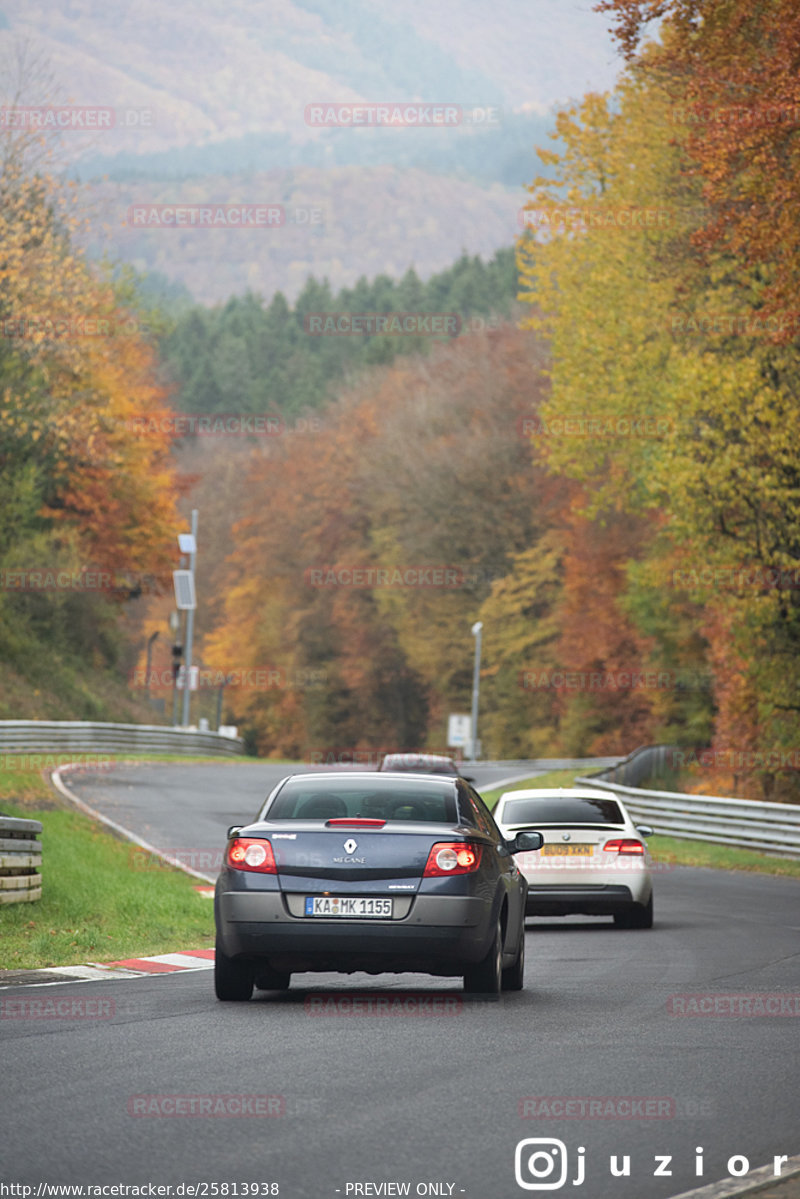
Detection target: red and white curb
<box><xmin>99</xmin><ymin>948</ymin><xmax>216</xmax><ymax>975</ymax></box>
<box><xmin>0</xmin><ymin>949</ymin><xmax>216</xmax><ymax>988</ymax></box>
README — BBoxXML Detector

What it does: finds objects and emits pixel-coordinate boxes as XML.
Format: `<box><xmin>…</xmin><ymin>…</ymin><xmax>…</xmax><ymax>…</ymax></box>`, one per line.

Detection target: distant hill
<box><xmin>84</xmin><ymin>166</ymin><xmax>525</xmax><ymax>304</ymax></box>
<box><xmin>1</xmin><ymin>0</ymin><xmax>623</xmax><ymax>305</ymax></box>
<box><xmin>1</xmin><ymin>0</ymin><xmax>622</xmax><ymax>164</ymax></box>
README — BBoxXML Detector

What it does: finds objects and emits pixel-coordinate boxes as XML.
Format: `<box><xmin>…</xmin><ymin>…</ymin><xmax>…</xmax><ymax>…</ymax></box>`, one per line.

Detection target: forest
<box><xmin>2</xmin><ymin>0</ymin><xmax>800</xmax><ymax>801</ymax></box>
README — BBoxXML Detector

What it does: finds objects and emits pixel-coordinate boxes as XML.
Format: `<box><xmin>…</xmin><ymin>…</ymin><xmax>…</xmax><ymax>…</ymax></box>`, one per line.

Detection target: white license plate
<box><xmin>304</xmin><ymin>896</ymin><xmax>393</xmax><ymax>918</ymax></box>
<box><xmin>541</xmin><ymin>843</ymin><xmax>594</xmax><ymax>856</ymax></box>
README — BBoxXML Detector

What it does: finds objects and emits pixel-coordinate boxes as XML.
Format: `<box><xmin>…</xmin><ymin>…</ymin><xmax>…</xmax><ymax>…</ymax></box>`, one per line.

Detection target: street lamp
<box><xmin>470</xmin><ymin>620</ymin><xmax>483</xmax><ymax>762</ymax></box>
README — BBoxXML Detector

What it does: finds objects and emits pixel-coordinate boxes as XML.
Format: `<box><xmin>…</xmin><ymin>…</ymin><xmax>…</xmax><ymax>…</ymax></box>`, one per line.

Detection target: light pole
<box><xmin>470</xmin><ymin>620</ymin><xmax>483</xmax><ymax>762</ymax></box>
<box><xmin>169</xmin><ymin>611</ymin><xmax>181</xmax><ymax>727</ymax></box>
<box><xmin>181</xmin><ymin>509</ymin><xmax>199</xmax><ymax>728</ymax></box>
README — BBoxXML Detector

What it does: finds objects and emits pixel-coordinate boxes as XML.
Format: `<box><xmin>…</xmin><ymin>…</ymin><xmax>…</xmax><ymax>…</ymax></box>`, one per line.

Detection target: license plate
<box><xmin>541</xmin><ymin>844</ymin><xmax>594</xmax><ymax>856</ymax></box>
<box><xmin>304</xmin><ymin>896</ymin><xmax>393</xmax><ymax>918</ymax></box>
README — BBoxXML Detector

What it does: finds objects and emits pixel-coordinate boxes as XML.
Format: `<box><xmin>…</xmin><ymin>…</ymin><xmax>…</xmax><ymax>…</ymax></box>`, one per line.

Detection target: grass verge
<box><xmin>0</xmin><ymin>763</ymin><xmax>213</xmax><ymax>970</ymax></box>
<box><xmin>480</xmin><ymin>770</ymin><xmax>800</xmax><ymax>880</ymax></box>
<box><xmin>481</xmin><ymin>770</ymin><xmax>581</xmax><ymax>808</ymax></box>
<box><xmin>646</xmin><ymin>834</ymin><xmax>800</xmax><ymax>879</ymax></box>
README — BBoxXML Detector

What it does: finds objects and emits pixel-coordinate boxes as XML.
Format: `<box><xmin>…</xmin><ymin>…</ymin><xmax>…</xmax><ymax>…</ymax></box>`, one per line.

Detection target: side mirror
<box><xmin>636</xmin><ymin>825</ymin><xmax>654</xmax><ymax>838</ymax></box>
<box><xmin>227</xmin><ymin>825</ymin><xmax>242</xmax><ymax>840</ymax></box>
<box><xmin>509</xmin><ymin>830</ymin><xmax>543</xmax><ymax>853</ymax></box>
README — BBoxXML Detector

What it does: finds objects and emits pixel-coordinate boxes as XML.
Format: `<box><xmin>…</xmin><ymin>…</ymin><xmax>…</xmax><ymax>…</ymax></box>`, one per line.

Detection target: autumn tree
<box><xmin>0</xmin><ymin>109</ymin><xmax>182</xmax><ymax>714</ymax></box>
<box><xmin>202</xmin><ymin>325</ymin><xmax>551</xmax><ymax>756</ymax></box>
<box><xmin>518</xmin><ymin>21</ymin><xmax>800</xmax><ymax>795</ymax></box>
<box><xmin>597</xmin><ymin>0</ymin><xmax>800</xmax><ymax>340</ymax></box>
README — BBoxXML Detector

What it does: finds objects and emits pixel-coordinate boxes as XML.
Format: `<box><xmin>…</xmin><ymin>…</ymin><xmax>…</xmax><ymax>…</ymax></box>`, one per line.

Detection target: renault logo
<box><xmin>344</xmin><ymin>839</ymin><xmax>358</xmax><ymax>853</ymax></box>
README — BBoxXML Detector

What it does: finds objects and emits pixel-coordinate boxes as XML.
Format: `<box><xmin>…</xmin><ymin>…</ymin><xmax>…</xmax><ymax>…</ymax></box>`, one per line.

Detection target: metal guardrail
<box><xmin>575</xmin><ymin>745</ymin><xmax>800</xmax><ymax>857</ymax></box>
<box><xmin>477</xmin><ymin>757</ymin><xmax>623</xmax><ymax>771</ymax></box>
<box><xmin>584</xmin><ymin>744</ymin><xmax>674</xmax><ymax>788</ymax></box>
<box><xmin>0</xmin><ymin>815</ymin><xmax>43</xmax><ymax>904</ymax></box>
<box><xmin>0</xmin><ymin>720</ymin><xmax>244</xmax><ymax>757</ymax></box>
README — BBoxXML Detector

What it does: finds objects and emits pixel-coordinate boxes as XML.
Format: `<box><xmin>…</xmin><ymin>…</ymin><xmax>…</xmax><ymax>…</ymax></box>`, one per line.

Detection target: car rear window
<box><xmin>264</xmin><ymin>777</ymin><xmax>457</xmax><ymax>823</ymax></box>
<box><xmin>501</xmin><ymin>797</ymin><xmax>625</xmax><ymax>825</ymax></box>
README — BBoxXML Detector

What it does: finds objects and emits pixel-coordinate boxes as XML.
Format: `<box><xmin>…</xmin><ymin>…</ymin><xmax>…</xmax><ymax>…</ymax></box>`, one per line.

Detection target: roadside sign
<box><xmin>173</xmin><ymin>569</ymin><xmax>196</xmax><ymax>610</ymax></box>
<box><xmin>176</xmin><ymin>665</ymin><xmax>199</xmax><ymax>691</ymax></box>
<box><xmin>448</xmin><ymin>714</ymin><xmax>471</xmax><ymax>748</ymax></box>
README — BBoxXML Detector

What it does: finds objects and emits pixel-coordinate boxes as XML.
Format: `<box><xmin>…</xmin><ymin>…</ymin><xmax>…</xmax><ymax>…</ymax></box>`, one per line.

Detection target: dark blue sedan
<box><xmin>214</xmin><ymin>771</ymin><xmax>542</xmax><ymax>999</ymax></box>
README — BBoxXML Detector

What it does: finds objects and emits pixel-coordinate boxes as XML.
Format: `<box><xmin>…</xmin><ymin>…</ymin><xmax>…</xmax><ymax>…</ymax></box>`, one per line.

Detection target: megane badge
<box><xmin>562</xmin><ymin>833</ymin><xmax>571</xmax><ymax>842</ymax></box>
<box><xmin>344</xmin><ymin>839</ymin><xmax>358</xmax><ymax>853</ymax></box>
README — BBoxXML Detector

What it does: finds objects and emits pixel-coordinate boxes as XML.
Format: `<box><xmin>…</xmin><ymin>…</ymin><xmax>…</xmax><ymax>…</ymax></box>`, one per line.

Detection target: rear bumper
<box><xmin>525</xmin><ymin>884</ymin><xmax>648</xmax><ymax>916</ymax></box>
<box><xmin>216</xmin><ymin>890</ymin><xmax>496</xmax><ymax>975</ymax></box>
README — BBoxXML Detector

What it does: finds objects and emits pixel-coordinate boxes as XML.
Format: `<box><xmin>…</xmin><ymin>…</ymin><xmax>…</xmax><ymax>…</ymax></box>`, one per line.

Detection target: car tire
<box><xmin>464</xmin><ymin>917</ymin><xmax>503</xmax><ymax>997</ymax></box>
<box><xmin>214</xmin><ymin>945</ymin><xmax>254</xmax><ymax>1001</ymax></box>
<box><xmin>254</xmin><ymin>967</ymin><xmax>291</xmax><ymax>991</ymax></box>
<box><xmin>614</xmin><ymin>893</ymin><xmax>653</xmax><ymax>930</ymax></box>
<box><xmin>501</xmin><ymin>926</ymin><xmax>525</xmax><ymax>992</ymax></box>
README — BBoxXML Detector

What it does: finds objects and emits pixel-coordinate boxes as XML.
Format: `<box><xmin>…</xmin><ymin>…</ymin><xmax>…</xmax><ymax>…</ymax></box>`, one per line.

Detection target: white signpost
<box><xmin>175</xmin><ymin>665</ymin><xmax>199</xmax><ymax>692</ymax></box>
<box><xmin>448</xmin><ymin>713</ymin><xmax>472</xmax><ymax>749</ymax></box>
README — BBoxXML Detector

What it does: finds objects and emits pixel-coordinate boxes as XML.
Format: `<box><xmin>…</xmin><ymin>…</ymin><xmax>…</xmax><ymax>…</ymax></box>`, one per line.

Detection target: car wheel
<box><xmin>464</xmin><ymin>917</ymin><xmax>503</xmax><ymax>997</ymax></box>
<box><xmin>501</xmin><ymin>925</ymin><xmax>525</xmax><ymax>992</ymax></box>
<box><xmin>614</xmin><ymin>894</ymin><xmax>653</xmax><ymax>930</ymax></box>
<box><xmin>254</xmin><ymin>967</ymin><xmax>291</xmax><ymax>991</ymax></box>
<box><xmin>214</xmin><ymin>945</ymin><xmax>254</xmax><ymax>1001</ymax></box>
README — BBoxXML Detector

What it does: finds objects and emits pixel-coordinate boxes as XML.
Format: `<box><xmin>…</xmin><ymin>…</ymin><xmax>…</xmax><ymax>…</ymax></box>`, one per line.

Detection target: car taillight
<box><xmin>602</xmin><ymin>838</ymin><xmax>645</xmax><ymax>855</ymax></box>
<box><xmin>227</xmin><ymin>838</ymin><xmax>277</xmax><ymax>873</ymax></box>
<box><xmin>423</xmin><ymin>841</ymin><xmax>483</xmax><ymax>877</ymax></box>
